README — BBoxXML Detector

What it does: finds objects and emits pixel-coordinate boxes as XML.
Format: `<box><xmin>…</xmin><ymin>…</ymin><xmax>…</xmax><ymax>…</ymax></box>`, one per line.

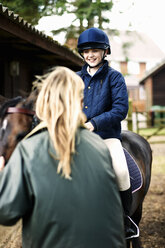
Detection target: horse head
<box><xmin>0</xmin><ymin>90</ymin><xmax>38</xmax><ymax>162</ymax></box>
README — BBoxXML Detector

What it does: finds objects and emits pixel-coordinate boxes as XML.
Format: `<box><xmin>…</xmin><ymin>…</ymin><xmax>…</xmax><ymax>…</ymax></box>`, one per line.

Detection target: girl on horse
<box><xmin>77</xmin><ymin>27</ymin><xmax>135</xmax><ymax>238</ymax></box>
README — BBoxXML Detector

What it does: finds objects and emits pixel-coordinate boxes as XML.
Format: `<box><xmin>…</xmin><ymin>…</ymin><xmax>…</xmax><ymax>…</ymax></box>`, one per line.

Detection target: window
<box><xmin>139</xmin><ymin>86</ymin><xmax>146</xmax><ymax>100</ymax></box>
<box><xmin>127</xmin><ymin>61</ymin><xmax>140</xmax><ymax>75</ymax></box>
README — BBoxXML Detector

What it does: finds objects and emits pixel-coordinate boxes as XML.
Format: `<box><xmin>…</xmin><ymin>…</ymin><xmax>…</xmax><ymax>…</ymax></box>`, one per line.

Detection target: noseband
<box><xmin>6</xmin><ymin>107</ymin><xmax>39</xmax><ymax>129</ymax></box>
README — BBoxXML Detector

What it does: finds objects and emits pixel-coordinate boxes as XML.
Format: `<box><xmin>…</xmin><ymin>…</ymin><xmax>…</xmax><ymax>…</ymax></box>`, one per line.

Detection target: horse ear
<box><xmin>25</xmin><ymin>89</ymin><xmax>38</xmax><ymax>111</ymax></box>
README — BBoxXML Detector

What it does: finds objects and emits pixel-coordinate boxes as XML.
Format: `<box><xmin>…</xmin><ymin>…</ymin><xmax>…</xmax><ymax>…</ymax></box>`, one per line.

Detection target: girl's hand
<box><xmin>85</xmin><ymin>122</ymin><xmax>94</xmax><ymax>132</ymax></box>
<box><xmin>0</xmin><ymin>156</ymin><xmax>5</xmax><ymax>171</ymax></box>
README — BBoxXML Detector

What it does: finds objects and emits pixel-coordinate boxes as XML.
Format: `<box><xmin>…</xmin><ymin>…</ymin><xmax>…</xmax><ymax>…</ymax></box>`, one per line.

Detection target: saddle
<box><xmin>123</xmin><ymin>147</ymin><xmax>143</xmax><ymax>193</ymax></box>
<box><xmin>123</xmin><ymin>148</ymin><xmax>142</xmax><ymax>239</ymax></box>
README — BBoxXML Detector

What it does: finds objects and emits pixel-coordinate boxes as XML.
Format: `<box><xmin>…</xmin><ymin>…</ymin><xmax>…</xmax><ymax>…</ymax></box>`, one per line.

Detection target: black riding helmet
<box><xmin>77</xmin><ymin>27</ymin><xmax>111</xmax><ymax>55</ymax></box>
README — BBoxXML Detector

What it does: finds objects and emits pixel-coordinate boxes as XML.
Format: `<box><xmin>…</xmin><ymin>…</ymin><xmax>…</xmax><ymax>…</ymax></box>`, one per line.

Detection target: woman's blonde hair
<box><xmin>35</xmin><ymin>66</ymin><xmax>86</xmax><ymax>179</ymax></box>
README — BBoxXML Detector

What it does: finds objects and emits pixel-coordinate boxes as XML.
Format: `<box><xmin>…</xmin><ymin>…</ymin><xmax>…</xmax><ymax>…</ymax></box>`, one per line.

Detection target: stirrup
<box><xmin>125</xmin><ymin>216</ymin><xmax>139</xmax><ymax>240</ymax></box>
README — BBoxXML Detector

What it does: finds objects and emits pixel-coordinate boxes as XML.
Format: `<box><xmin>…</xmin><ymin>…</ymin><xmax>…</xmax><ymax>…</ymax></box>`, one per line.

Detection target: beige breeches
<box><xmin>104</xmin><ymin>138</ymin><xmax>130</xmax><ymax>191</ymax></box>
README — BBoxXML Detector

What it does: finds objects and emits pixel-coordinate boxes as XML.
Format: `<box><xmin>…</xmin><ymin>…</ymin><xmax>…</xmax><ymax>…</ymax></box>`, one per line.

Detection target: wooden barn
<box><xmin>0</xmin><ymin>4</ymin><xmax>83</xmax><ymax>98</ymax></box>
<box><xmin>139</xmin><ymin>59</ymin><xmax>165</xmax><ymax>111</ymax></box>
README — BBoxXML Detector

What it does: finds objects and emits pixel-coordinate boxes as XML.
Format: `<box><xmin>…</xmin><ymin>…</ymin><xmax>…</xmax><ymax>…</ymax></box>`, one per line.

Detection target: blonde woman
<box><xmin>0</xmin><ymin>67</ymin><xmax>126</xmax><ymax>248</ymax></box>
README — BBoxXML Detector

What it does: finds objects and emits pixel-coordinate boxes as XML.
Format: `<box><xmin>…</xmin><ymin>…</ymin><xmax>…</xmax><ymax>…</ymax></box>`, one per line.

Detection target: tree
<box><xmin>52</xmin><ymin>0</ymin><xmax>113</xmax><ymax>41</ymax></box>
<box><xmin>2</xmin><ymin>0</ymin><xmax>113</xmax><ymax>43</ymax></box>
<box><xmin>2</xmin><ymin>0</ymin><xmax>85</xmax><ymax>25</ymax></box>
<box><xmin>2</xmin><ymin>0</ymin><xmax>57</xmax><ymax>25</ymax></box>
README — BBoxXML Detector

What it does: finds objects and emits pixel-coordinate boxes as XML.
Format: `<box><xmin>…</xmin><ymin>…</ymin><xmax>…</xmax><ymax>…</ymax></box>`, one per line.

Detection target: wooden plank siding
<box><xmin>0</xmin><ymin>4</ymin><xmax>83</xmax><ymax>98</ymax></box>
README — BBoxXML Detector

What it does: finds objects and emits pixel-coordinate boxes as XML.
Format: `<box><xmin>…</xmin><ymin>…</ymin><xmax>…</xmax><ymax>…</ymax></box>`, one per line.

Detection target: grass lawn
<box><xmin>152</xmin><ymin>153</ymin><xmax>165</xmax><ymax>175</ymax></box>
<box><xmin>135</xmin><ymin>128</ymin><xmax>165</xmax><ymax>174</ymax></box>
<box><xmin>138</xmin><ymin>127</ymin><xmax>165</xmax><ymax>137</ymax></box>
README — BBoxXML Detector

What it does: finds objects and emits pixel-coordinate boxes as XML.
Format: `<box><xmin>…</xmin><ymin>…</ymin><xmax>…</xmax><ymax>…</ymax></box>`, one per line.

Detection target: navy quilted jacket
<box><xmin>77</xmin><ymin>61</ymin><xmax>128</xmax><ymax>140</ymax></box>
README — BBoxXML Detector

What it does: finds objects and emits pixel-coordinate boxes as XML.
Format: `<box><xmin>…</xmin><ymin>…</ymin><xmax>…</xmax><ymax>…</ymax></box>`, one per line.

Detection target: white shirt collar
<box><xmin>87</xmin><ymin>66</ymin><xmax>96</xmax><ymax>76</ymax></box>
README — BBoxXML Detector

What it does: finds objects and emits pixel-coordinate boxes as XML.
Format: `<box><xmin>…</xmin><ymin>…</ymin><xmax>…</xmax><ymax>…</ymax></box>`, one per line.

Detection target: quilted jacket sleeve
<box><xmin>91</xmin><ymin>72</ymin><xmax>128</xmax><ymax>131</ymax></box>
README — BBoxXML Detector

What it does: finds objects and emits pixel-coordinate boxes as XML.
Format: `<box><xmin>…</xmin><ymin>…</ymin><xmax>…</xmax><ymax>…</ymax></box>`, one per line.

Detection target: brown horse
<box><xmin>0</xmin><ymin>91</ymin><xmax>152</xmax><ymax>248</ymax></box>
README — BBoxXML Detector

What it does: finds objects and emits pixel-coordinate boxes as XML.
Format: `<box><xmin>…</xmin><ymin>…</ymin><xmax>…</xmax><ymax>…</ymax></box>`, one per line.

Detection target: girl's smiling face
<box><xmin>83</xmin><ymin>49</ymin><xmax>105</xmax><ymax>69</ymax></box>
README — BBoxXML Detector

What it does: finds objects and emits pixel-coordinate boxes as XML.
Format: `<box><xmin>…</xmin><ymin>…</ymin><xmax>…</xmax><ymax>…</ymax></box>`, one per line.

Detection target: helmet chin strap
<box><xmin>88</xmin><ymin>50</ymin><xmax>106</xmax><ymax>69</ymax></box>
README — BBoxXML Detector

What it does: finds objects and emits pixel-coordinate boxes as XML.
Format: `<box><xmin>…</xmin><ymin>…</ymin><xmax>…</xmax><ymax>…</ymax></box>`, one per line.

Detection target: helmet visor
<box><xmin>78</xmin><ymin>42</ymin><xmax>110</xmax><ymax>54</ymax></box>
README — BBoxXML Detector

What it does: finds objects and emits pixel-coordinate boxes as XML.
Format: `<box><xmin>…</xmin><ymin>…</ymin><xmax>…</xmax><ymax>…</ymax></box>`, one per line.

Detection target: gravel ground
<box><xmin>140</xmin><ymin>142</ymin><xmax>165</xmax><ymax>248</ymax></box>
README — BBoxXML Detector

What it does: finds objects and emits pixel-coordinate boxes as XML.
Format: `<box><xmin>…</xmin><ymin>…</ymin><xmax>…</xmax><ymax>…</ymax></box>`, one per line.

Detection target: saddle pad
<box><xmin>123</xmin><ymin>148</ymin><xmax>143</xmax><ymax>193</ymax></box>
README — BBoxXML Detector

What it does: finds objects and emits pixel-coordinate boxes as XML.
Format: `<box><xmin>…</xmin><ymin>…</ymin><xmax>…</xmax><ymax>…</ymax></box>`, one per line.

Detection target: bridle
<box><xmin>6</xmin><ymin>107</ymin><xmax>39</xmax><ymax>129</ymax></box>
<box><xmin>7</xmin><ymin>107</ymin><xmax>35</xmax><ymax>116</ymax></box>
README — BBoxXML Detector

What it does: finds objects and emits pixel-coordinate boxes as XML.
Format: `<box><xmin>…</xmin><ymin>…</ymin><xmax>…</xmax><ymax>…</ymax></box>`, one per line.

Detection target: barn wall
<box><xmin>0</xmin><ymin>49</ymin><xmax>58</xmax><ymax>98</ymax></box>
<box><xmin>0</xmin><ymin>58</ymin><xmax>5</xmax><ymax>96</ymax></box>
<box><xmin>153</xmin><ymin>68</ymin><xmax>165</xmax><ymax>106</ymax></box>
<box><xmin>0</xmin><ymin>54</ymin><xmax>44</xmax><ymax>98</ymax></box>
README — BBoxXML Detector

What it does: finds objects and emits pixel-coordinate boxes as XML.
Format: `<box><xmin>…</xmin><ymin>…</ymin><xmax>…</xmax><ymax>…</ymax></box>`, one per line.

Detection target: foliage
<box><xmin>69</xmin><ymin>0</ymin><xmax>113</xmax><ymax>31</ymax></box>
<box><xmin>122</xmin><ymin>41</ymin><xmax>133</xmax><ymax>62</ymax></box>
<box><xmin>2</xmin><ymin>0</ymin><xmax>113</xmax><ymax>40</ymax></box>
<box><xmin>2</xmin><ymin>0</ymin><xmax>46</xmax><ymax>24</ymax></box>
<box><xmin>52</xmin><ymin>0</ymin><xmax>113</xmax><ymax>43</ymax></box>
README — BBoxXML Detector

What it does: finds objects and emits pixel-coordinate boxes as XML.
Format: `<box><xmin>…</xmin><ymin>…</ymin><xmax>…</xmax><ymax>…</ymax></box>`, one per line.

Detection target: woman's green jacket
<box><xmin>0</xmin><ymin>128</ymin><xmax>126</xmax><ymax>248</ymax></box>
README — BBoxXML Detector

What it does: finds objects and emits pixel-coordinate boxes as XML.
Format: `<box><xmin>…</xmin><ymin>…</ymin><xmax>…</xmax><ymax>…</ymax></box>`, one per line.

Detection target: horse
<box><xmin>0</xmin><ymin>91</ymin><xmax>152</xmax><ymax>248</ymax></box>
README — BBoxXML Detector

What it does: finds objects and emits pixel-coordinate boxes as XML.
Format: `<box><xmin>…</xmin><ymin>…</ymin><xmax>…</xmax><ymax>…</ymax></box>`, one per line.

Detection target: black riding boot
<box><xmin>120</xmin><ymin>187</ymin><xmax>136</xmax><ymax>239</ymax></box>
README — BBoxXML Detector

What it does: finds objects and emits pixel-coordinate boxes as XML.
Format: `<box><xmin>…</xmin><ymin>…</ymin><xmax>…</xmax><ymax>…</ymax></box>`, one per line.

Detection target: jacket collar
<box><xmin>81</xmin><ymin>60</ymin><xmax>109</xmax><ymax>79</ymax></box>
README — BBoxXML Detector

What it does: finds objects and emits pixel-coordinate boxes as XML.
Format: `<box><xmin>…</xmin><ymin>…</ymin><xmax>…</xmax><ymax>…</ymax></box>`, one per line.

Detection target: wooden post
<box><xmin>136</xmin><ymin>110</ymin><xmax>139</xmax><ymax>133</ymax></box>
<box><xmin>127</xmin><ymin>98</ymin><xmax>133</xmax><ymax>131</ymax></box>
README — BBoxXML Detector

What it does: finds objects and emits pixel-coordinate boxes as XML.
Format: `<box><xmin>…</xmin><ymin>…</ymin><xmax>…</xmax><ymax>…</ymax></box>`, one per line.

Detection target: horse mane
<box><xmin>0</xmin><ymin>96</ymin><xmax>23</xmax><ymax>120</ymax></box>
<box><xmin>0</xmin><ymin>95</ymin><xmax>9</xmax><ymax>106</ymax></box>
<box><xmin>21</xmin><ymin>88</ymin><xmax>38</xmax><ymax>112</ymax></box>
